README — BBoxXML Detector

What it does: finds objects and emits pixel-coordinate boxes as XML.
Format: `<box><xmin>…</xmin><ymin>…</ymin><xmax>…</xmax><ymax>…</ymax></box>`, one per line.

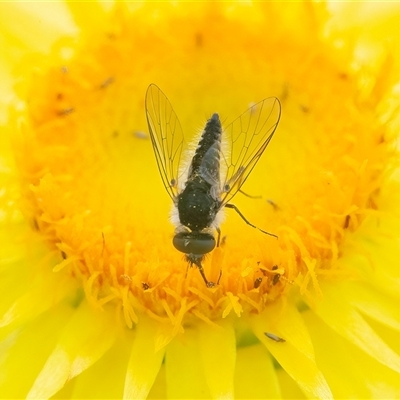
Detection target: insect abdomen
<box><xmin>188</xmin><ymin>113</ymin><xmax>222</xmax><ymax>179</ymax></box>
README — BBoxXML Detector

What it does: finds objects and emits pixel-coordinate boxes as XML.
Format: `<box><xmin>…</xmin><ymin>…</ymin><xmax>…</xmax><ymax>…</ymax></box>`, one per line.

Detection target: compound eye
<box><xmin>173</xmin><ymin>232</ymin><xmax>216</xmax><ymax>255</ymax></box>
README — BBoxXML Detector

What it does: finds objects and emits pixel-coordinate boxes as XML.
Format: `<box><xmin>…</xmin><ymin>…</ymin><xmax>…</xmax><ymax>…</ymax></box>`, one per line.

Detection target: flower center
<box><xmin>15</xmin><ymin>7</ymin><xmax>386</xmax><ymax>331</ymax></box>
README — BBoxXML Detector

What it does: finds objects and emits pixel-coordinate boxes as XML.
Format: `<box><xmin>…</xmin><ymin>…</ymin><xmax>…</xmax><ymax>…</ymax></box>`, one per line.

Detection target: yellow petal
<box><xmin>0</xmin><ymin>266</ymin><xmax>78</xmax><ymax>335</ymax></box>
<box><xmin>123</xmin><ymin>316</ymin><xmax>165</xmax><ymax>400</ymax></box>
<box><xmin>0</xmin><ymin>303</ymin><xmax>73</xmax><ymax>399</ymax></box>
<box><xmin>254</xmin><ymin>298</ymin><xmax>315</xmax><ymax>360</ymax></box>
<box><xmin>198</xmin><ymin>320</ymin><xmax>236</xmax><ymax>399</ymax></box>
<box><xmin>234</xmin><ymin>343</ymin><xmax>281</xmax><ymax>399</ymax></box>
<box><xmin>66</xmin><ymin>1</ymin><xmax>111</xmax><ymax>36</ymax></box>
<box><xmin>69</xmin><ymin>332</ymin><xmax>132</xmax><ymax>399</ymax></box>
<box><xmin>0</xmin><ymin>2</ymin><xmax>76</xmax><ymax>56</ymax></box>
<box><xmin>27</xmin><ymin>301</ymin><xmax>117</xmax><ymax>399</ymax></box>
<box><xmin>349</xmin><ymin>280</ymin><xmax>400</xmax><ymax>331</ymax></box>
<box><xmin>148</xmin><ymin>363</ymin><xmax>167</xmax><ymax>399</ymax></box>
<box><xmin>313</xmin><ymin>282</ymin><xmax>400</xmax><ymax>374</ymax></box>
<box><xmin>251</xmin><ymin>301</ymin><xmax>332</xmax><ymax>399</ymax></box>
<box><xmin>276</xmin><ymin>368</ymin><xmax>307</xmax><ymax>399</ymax></box>
<box><xmin>304</xmin><ymin>309</ymin><xmax>400</xmax><ymax>398</ymax></box>
<box><xmin>165</xmin><ymin>328</ymin><xmax>211</xmax><ymax>399</ymax></box>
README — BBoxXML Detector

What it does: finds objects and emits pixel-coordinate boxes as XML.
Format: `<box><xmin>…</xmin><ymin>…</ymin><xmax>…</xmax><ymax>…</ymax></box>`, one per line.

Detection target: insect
<box><xmin>264</xmin><ymin>332</ymin><xmax>286</xmax><ymax>343</ymax></box>
<box><xmin>145</xmin><ymin>84</ymin><xmax>281</xmax><ymax>288</ymax></box>
<box><xmin>254</xmin><ymin>277</ymin><xmax>263</xmax><ymax>289</ymax></box>
<box><xmin>271</xmin><ymin>265</ymin><xmax>281</xmax><ymax>285</ymax></box>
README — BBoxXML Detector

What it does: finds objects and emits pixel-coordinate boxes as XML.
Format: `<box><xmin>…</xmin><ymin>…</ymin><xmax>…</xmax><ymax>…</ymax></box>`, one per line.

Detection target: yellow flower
<box><xmin>1</xmin><ymin>2</ymin><xmax>400</xmax><ymax>399</ymax></box>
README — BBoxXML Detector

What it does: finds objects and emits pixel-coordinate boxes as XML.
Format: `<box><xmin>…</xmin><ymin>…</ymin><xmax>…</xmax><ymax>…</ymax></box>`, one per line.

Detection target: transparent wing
<box><xmin>145</xmin><ymin>84</ymin><xmax>185</xmax><ymax>200</ymax></box>
<box><xmin>220</xmin><ymin>96</ymin><xmax>281</xmax><ymax>206</ymax></box>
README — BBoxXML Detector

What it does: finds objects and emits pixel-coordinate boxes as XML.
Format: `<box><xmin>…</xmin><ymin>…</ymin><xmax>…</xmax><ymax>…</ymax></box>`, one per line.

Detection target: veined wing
<box><xmin>220</xmin><ymin>96</ymin><xmax>281</xmax><ymax>206</ymax></box>
<box><xmin>145</xmin><ymin>84</ymin><xmax>185</xmax><ymax>200</ymax></box>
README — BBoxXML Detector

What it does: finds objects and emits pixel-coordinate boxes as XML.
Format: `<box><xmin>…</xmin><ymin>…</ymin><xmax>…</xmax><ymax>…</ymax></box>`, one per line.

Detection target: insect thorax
<box><xmin>177</xmin><ymin>177</ymin><xmax>220</xmax><ymax>231</ymax></box>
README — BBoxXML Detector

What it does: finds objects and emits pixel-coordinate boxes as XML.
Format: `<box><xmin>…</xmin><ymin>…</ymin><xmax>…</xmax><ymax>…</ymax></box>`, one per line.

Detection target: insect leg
<box><xmin>239</xmin><ymin>189</ymin><xmax>262</xmax><ymax>199</ymax></box>
<box><xmin>216</xmin><ymin>269</ymin><xmax>222</xmax><ymax>285</ymax></box>
<box><xmin>216</xmin><ymin>227</ymin><xmax>221</xmax><ymax>247</ymax></box>
<box><xmin>193</xmin><ymin>259</ymin><xmax>215</xmax><ymax>288</ymax></box>
<box><xmin>225</xmin><ymin>203</ymin><xmax>278</xmax><ymax>238</ymax></box>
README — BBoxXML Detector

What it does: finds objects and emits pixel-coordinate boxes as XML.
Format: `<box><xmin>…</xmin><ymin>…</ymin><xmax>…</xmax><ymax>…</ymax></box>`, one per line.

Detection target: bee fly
<box><xmin>145</xmin><ymin>84</ymin><xmax>281</xmax><ymax>288</ymax></box>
